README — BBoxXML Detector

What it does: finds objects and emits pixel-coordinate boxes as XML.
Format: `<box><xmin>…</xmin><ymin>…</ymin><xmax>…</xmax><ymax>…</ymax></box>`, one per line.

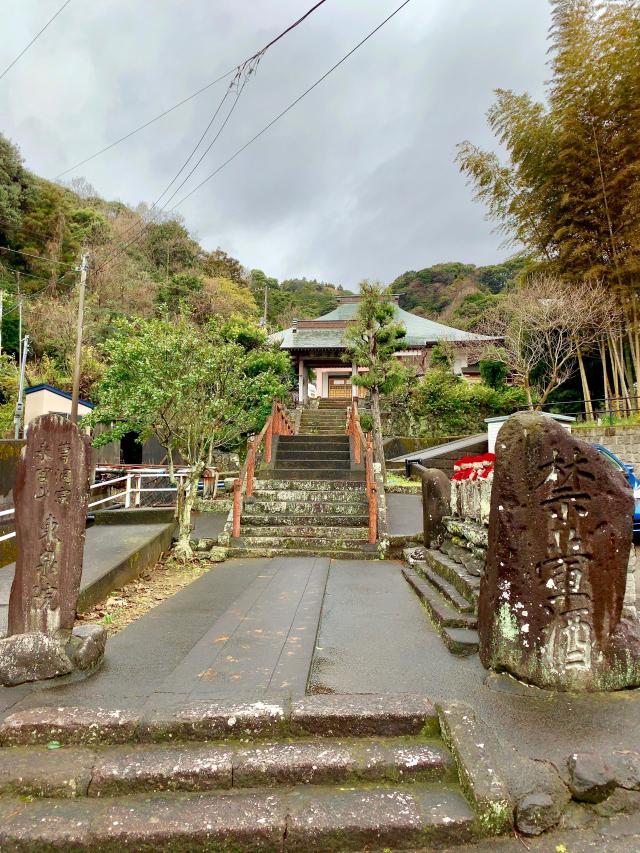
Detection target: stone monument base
<box><xmin>0</xmin><ymin>625</ymin><xmax>106</xmax><ymax>687</ymax></box>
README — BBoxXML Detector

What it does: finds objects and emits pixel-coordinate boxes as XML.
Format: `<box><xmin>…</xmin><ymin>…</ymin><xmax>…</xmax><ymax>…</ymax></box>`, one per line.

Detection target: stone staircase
<box><xmin>0</xmin><ymin>695</ymin><xmax>489</xmax><ymax>850</ymax></box>
<box><xmin>402</xmin><ymin>547</ymin><xmax>480</xmax><ymax>656</ymax></box>
<box><xmin>299</xmin><ymin>400</ymin><xmax>350</xmax><ymax>435</ymax></box>
<box><xmin>227</xmin><ymin>403</ymin><xmax>377</xmax><ymax>558</ymax></box>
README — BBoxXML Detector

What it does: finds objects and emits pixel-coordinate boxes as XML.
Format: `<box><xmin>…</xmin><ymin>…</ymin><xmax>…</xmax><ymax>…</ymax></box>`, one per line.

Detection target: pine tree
<box><xmin>344</xmin><ymin>282</ymin><xmax>408</xmax><ymax>481</ymax></box>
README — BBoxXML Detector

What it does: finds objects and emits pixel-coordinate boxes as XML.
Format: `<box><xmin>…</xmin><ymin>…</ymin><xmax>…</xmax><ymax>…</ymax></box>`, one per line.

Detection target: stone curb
<box><xmin>0</xmin><ymin>783</ymin><xmax>476</xmax><ymax>852</ymax></box>
<box><xmin>436</xmin><ymin>701</ymin><xmax>571</xmax><ymax>837</ymax></box>
<box><xmin>436</xmin><ymin>700</ymin><xmax>514</xmax><ymax>836</ymax></box>
<box><xmin>0</xmin><ymin>694</ymin><xmax>439</xmax><ymax>747</ymax></box>
<box><xmin>0</xmin><ymin>736</ymin><xmax>455</xmax><ymax>800</ymax></box>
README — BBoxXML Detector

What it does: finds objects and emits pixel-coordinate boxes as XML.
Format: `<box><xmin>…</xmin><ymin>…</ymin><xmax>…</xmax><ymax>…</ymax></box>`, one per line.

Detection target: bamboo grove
<box><xmin>457</xmin><ymin>0</ymin><xmax>640</xmax><ymax>415</ymax></box>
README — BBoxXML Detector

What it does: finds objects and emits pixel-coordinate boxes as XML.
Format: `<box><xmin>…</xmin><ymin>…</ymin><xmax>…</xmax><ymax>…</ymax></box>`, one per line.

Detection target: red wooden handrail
<box><xmin>232</xmin><ymin>400</ymin><xmax>295</xmax><ymax>537</ymax></box>
<box><xmin>346</xmin><ymin>400</ymin><xmax>361</xmax><ymax>464</ymax></box>
<box><xmin>346</xmin><ymin>402</ymin><xmax>377</xmax><ymax>545</ymax></box>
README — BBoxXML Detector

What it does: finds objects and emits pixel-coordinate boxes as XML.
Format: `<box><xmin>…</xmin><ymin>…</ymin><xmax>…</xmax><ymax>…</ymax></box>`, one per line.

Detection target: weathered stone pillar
<box><xmin>412</xmin><ymin>465</ymin><xmax>450</xmax><ymax>548</ymax></box>
<box><xmin>351</xmin><ymin>362</ymin><xmax>358</xmax><ymax>399</ymax></box>
<box><xmin>0</xmin><ymin>414</ymin><xmax>106</xmax><ymax>685</ymax></box>
<box><xmin>479</xmin><ymin>411</ymin><xmax>640</xmax><ymax>692</ymax></box>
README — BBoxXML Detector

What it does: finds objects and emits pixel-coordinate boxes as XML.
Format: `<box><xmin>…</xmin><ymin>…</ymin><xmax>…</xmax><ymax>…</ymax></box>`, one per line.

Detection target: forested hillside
<box><xmin>0</xmin><ymin>133</ymin><xmax>349</xmax><ymax>400</ymax></box>
<box><xmin>389</xmin><ymin>257</ymin><xmax>529</xmax><ymax>329</ymax></box>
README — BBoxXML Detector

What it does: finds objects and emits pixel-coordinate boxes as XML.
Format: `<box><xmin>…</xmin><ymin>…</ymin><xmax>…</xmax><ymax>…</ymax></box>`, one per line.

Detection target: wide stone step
<box><xmin>241</xmin><ymin>514</ymin><xmax>370</xmax><ymax>527</ymax></box>
<box><xmin>0</xmin><ymin>736</ymin><xmax>454</xmax><ymax>799</ymax></box>
<box><xmin>0</xmin><ymin>783</ymin><xmax>476</xmax><ymax>850</ymax></box>
<box><xmin>402</xmin><ymin>567</ymin><xmax>478</xmax><ymax>636</ymax></box>
<box><xmin>228</xmin><ymin>546</ymin><xmax>377</xmax><ymax>560</ymax></box>
<box><xmin>424</xmin><ymin>550</ymin><xmax>480</xmax><ymax>605</ymax></box>
<box><xmin>276</xmin><ymin>459</ymin><xmax>350</xmax><ymax>470</ymax></box>
<box><xmin>278</xmin><ymin>442</ymin><xmax>349</xmax><ymax>451</ymax></box>
<box><xmin>0</xmin><ymin>695</ymin><xmax>439</xmax><ymax>746</ymax></box>
<box><xmin>234</xmin><ymin>534</ymin><xmax>371</xmax><ymax>550</ymax></box>
<box><xmin>276</xmin><ymin>450</ymin><xmax>351</xmax><ymax>460</ymax></box>
<box><xmin>261</xmin><ymin>469</ymin><xmax>361</xmax><ymax>480</ymax></box>
<box><xmin>243</xmin><ymin>501</ymin><xmax>368</xmax><ymax>517</ymax></box>
<box><xmin>240</xmin><ymin>525</ymin><xmax>368</xmax><ymax>540</ymax></box>
<box><xmin>253</xmin><ymin>482</ymin><xmax>367</xmax><ymax>497</ymax></box>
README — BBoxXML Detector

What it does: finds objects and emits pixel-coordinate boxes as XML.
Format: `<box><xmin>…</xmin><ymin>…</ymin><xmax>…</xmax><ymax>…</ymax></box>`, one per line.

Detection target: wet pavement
<box><xmin>0</xmin><ymin>554</ymin><xmax>638</xmax><ymax>793</ymax></box>
<box><xmin>310</xmin><ymin>559</ymin><xmax>640</xmax><ymax>782</ymax></box>
<box><xmin>0</xmin><ymin>522</ymin><xmax>173</xmax><ymax>636</ymax></box>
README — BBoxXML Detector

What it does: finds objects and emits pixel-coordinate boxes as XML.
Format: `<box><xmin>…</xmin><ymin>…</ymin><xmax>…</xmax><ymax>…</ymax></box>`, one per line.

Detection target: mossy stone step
<box><xmin>0</xmin><ymin>736</ymin><xmax>454</xmax><ymax>799</ymax></box>
<box><xmin>240</xmin><ymin>525</ymin><xmax>368</xmax><ymax>540</ymax></box>
<box><xmin>243</xmin><ymin>502</ymin><xmax>368</xmax><ymax>517</ymax></box>
<box><xmin>228</xmin><ymin>546</ymin><xmax>378</xmax><ymax>559</ymax></box>
<box><xmin>413</xmin><ymin>563</ymin><xmax>476</xmax><ymax>614</ymax></box>
<box><xmin>233</xmin><ymin>535</ymin><xmax>370</xmax><ymax>550</ymax></box>
<box><xmin>441</xmin><ymin>627</ymin><xmax>480</xmax><ymax>656</ymax></box>
<box><xmin>0</xmin><ymin>783</ymin><xmax>476</xmax><ymax>850</ymax></box>
<box><xmin>424</xmin><ymin>549</ymin><xmax>480</xmax><ymax>605</ymax></box>
<box><xmin>241</xmin><ymin>514</ymin><xmax>370</xmax><ymax>527</ymax></box>
<box><xmin>402</xmin><ymin>567</ymin><xmax>478</xmax><ymax>631</ymax></box>
<box><xmin>252</xmin><ymin>486</ymin><xmax>367</xmax><ymax>501</ymax></box>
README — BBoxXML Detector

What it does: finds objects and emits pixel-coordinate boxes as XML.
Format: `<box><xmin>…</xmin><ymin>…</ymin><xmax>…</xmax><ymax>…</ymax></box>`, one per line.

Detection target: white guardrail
<box><xmin>0</xmin><ymin>466</ymin><xmax>220</xmax><ymax>545</ymax></box>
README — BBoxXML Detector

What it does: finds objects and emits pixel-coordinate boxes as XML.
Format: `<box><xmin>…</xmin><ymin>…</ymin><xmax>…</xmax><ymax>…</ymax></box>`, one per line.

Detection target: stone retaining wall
<box><xmin>574</xmin><ymin>425</ymin><xmax>640</xmax><ymax>470</ymax></box>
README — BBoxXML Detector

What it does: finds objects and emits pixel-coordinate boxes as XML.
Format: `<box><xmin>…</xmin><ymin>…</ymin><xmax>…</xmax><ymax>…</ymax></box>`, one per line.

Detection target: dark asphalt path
<box><xmin>309</xmin><ymin>559</ymin><xmax>640</xmax><ymax>781</ymax></box>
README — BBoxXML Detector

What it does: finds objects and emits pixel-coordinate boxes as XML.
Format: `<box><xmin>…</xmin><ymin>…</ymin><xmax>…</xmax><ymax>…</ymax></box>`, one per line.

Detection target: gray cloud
<box><xmin>1</xmin><ymin>0</ymin><xmax>551</xmax><ymax>287</ymax></box>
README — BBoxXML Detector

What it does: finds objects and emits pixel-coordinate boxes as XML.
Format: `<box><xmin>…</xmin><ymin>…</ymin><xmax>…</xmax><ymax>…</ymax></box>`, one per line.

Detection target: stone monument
<box><xmin>0</xmin><ymin>414</ymin><xmax>106</xmax><ymax>686</ymax></box>
<box><xmin>479</xmin><ymin>411</ymin><xmax>640</xmax><ymax>692</ymax></box>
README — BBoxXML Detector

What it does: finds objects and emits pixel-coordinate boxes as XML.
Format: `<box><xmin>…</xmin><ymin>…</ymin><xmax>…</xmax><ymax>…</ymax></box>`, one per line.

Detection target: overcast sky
<box><xmin>2</xmin><ymin>1</ymin><xmax>552</xmax><ymax>288</ymax></box>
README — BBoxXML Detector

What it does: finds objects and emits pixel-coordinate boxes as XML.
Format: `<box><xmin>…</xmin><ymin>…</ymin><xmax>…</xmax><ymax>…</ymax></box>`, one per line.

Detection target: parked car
<box><xmin>593</xmin><ymin>444</ymin><xmax>640</xmax><ymax>535</ymax></box>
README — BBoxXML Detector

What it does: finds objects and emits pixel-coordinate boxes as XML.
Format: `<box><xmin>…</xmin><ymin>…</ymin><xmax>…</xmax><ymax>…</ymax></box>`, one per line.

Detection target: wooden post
<box><xmin>246</xmin><ymin>440</ymin><xmax>257</xmax><ymax>497</ymax></box>
<box><xmin>265</xmin><ymin>416</ymin><xmax>273</xmax><ymax>464</ymax></box>
<box><xmin>232</xmin><ymin>478</ymin><xmax>242</xmax><ymax>538</ymax></box>
<box><xmin>368</xmin><ymin>485</ymin><xmax>377</xmax><ymax>544</ymax></box>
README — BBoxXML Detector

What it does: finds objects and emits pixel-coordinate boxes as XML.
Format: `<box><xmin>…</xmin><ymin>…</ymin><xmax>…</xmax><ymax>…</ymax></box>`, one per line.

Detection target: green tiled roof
<box><xmin>269</xmin><ymin>300</ymin><xmax>489</xmax><ymax>350</ymax></box>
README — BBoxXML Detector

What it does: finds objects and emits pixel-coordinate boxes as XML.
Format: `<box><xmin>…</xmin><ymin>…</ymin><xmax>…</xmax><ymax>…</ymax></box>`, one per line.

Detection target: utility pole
<box><xmin>70</xmin><ymin>251</ymin><xmax>89</xmax><ymax>424</ymax></box>
<box><xmin>15</xmin><ymin>271</ymin><xmax>21</xmax><ymax>354</ymax></box>
<box><xmin>14</xmin><ymin>334</ymin><xmax>29</xmax><ymax>440</ymax></box>
<box><xmin>263</xmin><ymin>282</ymin><xmax>268</xmax><ymax>328</ymax></box>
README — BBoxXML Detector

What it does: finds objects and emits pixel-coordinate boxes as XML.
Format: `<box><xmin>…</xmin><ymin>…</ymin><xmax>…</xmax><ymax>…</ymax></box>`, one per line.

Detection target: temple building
<box><xmin>270</xmin><ymin>295</ymin><xmax>488</xmax><ymax>403</ymax></box>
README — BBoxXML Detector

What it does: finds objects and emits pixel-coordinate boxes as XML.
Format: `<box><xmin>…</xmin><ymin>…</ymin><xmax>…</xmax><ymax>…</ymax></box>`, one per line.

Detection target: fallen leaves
<box><xmin>75</xmin><ymin>554</ymin><xmax>217</xmax><ymax>636</ymax></box>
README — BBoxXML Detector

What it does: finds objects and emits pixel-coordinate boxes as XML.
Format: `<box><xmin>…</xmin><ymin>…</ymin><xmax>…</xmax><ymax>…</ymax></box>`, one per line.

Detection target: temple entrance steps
<box><xmin>228</xmin><ymin>477</ymin><xmax>374</xmax><ymax>558</ymax></box>
<box><xmin>0</xmin><ymin>695</ymin><xmax>481</xmax><ymax>850</ymax></box>
<box><xmin>227</xmin><ymin>432</ymin><xmax>376</xmax><ymax>558</ymax></box>
<box><xmin>402</xmin><ymin>549</ymin><xmax>480</xmax><ymax>656</ymax></box>
<box><xmin>299</xmin><ymin>406</ymin><xmax>348</xmax><ymax>435</ymax></box>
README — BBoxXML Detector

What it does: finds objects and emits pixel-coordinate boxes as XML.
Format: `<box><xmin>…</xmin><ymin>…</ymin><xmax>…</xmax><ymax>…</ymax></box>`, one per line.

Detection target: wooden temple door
<box><xmin>328</xmin><ymin>376</ymin><xmax>352</xmax><ymax>399</ymax></box>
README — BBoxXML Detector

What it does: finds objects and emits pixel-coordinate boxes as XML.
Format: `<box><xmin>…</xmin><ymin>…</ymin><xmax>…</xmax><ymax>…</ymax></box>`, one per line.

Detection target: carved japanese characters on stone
<box><xmin>8</xmin><ymin>414</ymin><xmax>91</xmax><ymax>640</ymax></box>
<box><xmin>479</xmin><ymin>412</ymin><xmax>640</xmax><ymax>691</ymax></box>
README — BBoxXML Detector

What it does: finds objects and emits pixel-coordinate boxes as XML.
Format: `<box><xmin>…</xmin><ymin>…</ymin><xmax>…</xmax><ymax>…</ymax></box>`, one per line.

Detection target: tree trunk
<box><xmin>370</xmin><ymin>389</ymin><xmax>386</xmax><ymax>483</ymax></box>
<box><xmin>576</xmin><ymin>347</ymin><xmax>593</xmax><ymax>420</ymax></box>
<box><xmin>173</xmin><ymin>463</ymin><xmax>204</xmax><ymax>561</ymax></box>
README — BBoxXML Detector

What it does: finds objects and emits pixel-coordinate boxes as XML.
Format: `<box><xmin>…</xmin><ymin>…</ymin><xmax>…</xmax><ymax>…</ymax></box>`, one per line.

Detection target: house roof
<box><xmin>25</xmin><ymin>384</ymin><xmax>95</xmax><ymax>409</ymax></box>
<box><xmin>269</xmin><ymin>298</ymin><xmax>489</xmax><ymax>350</ymax></box>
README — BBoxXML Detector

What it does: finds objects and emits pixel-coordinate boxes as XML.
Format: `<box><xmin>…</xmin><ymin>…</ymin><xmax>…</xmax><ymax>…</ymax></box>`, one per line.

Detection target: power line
<box><xmin>94</xmin><ymin>3</ymin><xmax>330</xmax><ymax>273</ymax></box>
<box><xmin>158</xmin><ymin>62</ymin><xmax>255</xmax><ymax>209</ymax></box>
<box><xmin>171</xmin><ymin>0</ymin><xmax>412</xmax><ymax>210</ymax></box>
<box><xmin>56</xmin><ymin>0</ymin><xmax>329</xmax><ymax>180</ymax></box>
<box><xmin>55</xmin><ymin>69</ymin><xmax>236</xmax><ymax>179</ymax></box>
<box><xmin>0</xmin><ymin>245</ymin><xmax>76</xmax><ymax>270</ymax></box>
<box><xmin>94</xmin><ymin>0</ymin><xmax>412</xmax><ymax>276</ymax></box>
<box><xmin>0</xmin><ymin>0</ymin><xmax>73</xmax><ymax>83</ymax></box>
